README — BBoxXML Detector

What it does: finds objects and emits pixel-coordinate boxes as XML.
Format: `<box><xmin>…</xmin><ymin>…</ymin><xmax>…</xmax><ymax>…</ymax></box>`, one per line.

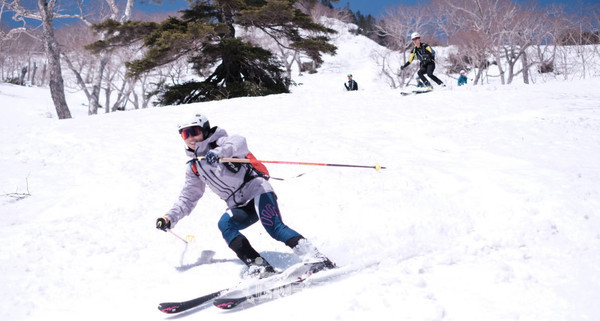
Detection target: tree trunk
<box><xmin>28</xmin><ymin>56</ymin><xmax>32</xmax><ymax>83</ymax></box>
<box><xmin>38</xmin><ymin>0</ymin><xmax>71</xmax><ymax>119</ymax></box>
<box><xmin>89</xmin><ymin>56</ymin><xmax>109</xmax><ymax>115</ymax></box>
<box><xmin>64</xmin><ymin>54</ymin><xmax>93</xmax><ymax>101</ymax></box>
<box><xmin>41</xmin><ymin>62</ymin><xmax>48</xmax><ymax>85</ymax></box>
<box><xmin>19</xmin><ymin>66</ymin><xmax>27</xmax><ymax>85</ymax></box>
<box><xmin>105</xmin><ymin>82</ymin><xmax>111</xmax><ymax>113</ymax></box>
<box><xmin>495</xmin><ymin>51</ymin><xmax>506</xmax><ymax>85</ymax></box>
<box><xmin>31</xmin><ymin>62</ymin><xmax>38</xmax><ymax>86</ymax></box>
<box><xmin>521</xmin><ymin>51</ymin><xmax>530</xmax><ymax>84</ymax></box>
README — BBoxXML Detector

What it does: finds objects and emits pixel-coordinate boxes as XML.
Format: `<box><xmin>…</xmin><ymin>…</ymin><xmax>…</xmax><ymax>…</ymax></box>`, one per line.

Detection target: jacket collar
<box><xmin>184</xmin><ymin>127</ymin><xmax>227</xmax><ymax>157</ymax></box>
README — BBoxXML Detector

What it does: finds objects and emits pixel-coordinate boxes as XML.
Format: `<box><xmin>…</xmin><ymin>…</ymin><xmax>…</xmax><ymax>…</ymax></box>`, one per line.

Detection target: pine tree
<box><xmin>87</xmin><ymin>0</ymin><xmax>337</xmax><ymax>105</ymax></box>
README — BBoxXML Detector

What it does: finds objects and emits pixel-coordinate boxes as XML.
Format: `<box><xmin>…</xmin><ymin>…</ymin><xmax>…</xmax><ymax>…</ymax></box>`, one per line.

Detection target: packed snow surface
<box><xmin>2</xmin><ymin>19</ymin><xmax>599</xmax><ymax>321</ymax></box>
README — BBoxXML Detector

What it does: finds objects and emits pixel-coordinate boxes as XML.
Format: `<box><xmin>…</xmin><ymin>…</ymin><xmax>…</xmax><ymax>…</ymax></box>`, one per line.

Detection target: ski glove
<box><xmin>205</xmin><ymin>151</ymin><xmax>219</xmax><ymax>166</ymax></box>
<box><xmin>156</xmin><ymin>216</ymin><xmax>170</xmax><ymax>231</ymax></box>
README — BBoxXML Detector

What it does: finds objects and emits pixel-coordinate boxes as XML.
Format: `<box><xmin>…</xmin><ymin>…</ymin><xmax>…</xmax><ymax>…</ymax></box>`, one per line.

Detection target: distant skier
<box><xmin>458</xmin><ymin>70</ymin><xmax>468</xmax><ymax>86</ymax></box>
<box><xmin>156</xmin><ymin>114</ymin><xmax>335</xmax><ymax>278</ymax></box>
<box><xmin>401</xmin><ymin>32</ymin><xmax>445</xmax><ymax>90</ymax></box>
<box><xmin>344</xmin><ymin>74</ymin><xmax>358</xmax><ymax>91</ymax></box>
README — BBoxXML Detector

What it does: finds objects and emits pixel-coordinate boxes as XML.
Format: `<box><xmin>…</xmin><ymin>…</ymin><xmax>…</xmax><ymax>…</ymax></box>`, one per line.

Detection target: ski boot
<box><xmin>292</xmin><ymin>238</ymin><xmax>336</xmax><ymax>274</ymax></box>
<box><xmin>245</xmin><ymin>256</ymin><xmax>277</xmax><ymax>279</ymax></box>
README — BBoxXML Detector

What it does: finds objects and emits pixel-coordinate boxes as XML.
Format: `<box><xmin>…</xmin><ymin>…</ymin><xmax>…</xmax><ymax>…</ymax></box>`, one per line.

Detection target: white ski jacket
<box><xmin>165</xmin><ymin>127</ymin><xmax>273</xmax><ymax>227</ymax></box>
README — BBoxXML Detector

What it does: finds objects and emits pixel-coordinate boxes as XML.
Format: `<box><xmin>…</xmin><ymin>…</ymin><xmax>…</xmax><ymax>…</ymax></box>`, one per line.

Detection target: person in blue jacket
<box><xmin>458</xmin><ymin>70</ymin><xmax>468</xmax><ymax>86</ymax></box>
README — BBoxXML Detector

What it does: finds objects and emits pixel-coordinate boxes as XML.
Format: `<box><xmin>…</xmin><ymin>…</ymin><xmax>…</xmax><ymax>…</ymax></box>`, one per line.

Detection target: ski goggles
<box><xmin>179</xmin><ymin>126</ymin><xmax>202</xmax><ymax>140</ymax></box>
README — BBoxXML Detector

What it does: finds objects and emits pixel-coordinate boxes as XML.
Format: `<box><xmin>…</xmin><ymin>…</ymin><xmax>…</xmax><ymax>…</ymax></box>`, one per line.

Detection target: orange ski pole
<box><xmin>211</xmin><ymin>157</ymin><xmax>386</xmax><ymax>171</ymax></box>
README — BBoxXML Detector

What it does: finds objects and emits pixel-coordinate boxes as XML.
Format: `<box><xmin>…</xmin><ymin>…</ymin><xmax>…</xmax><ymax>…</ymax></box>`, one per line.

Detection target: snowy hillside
<box><xmin>2</xmin><ymin>20</ymin><xmax>600</xmax><ymax>321</ymax></box>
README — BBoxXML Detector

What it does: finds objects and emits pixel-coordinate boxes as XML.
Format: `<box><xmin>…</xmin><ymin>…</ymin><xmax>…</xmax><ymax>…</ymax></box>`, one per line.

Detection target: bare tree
<box><xmin>495</xmin><ymin>1</ymin><xmax>530</xmax><ymax>84</ymax></box>
<box><xmin>59</xmin><ymin>23</ymin><xmax>98</xmax><ymax>108</ymax></box>
<box><xmin>38</xmin><ymin>0</ymin><xmax>71</xmax><ymax>119</ymax></box>
<box><xmin>370</xmin><ymin>49</ymin><xmax>400</xmax><ymax>88</ymax></box>
<box><xmin>436</xmin><ymin>0</ymin><xmax>511</xmax><ymax>85</ymax></box>
<box><xmin>546</xmin><ymin>4</ymin><xmax>599</xmax><ymax>80</ymax></box>
<box><xmin>1</xmin><ymin>0</ymin><xmax>73</xmax><ymax>118</ymax></box>
<box><xmin>0</xmin><ymin>30</ymin><xmax>44</xmax><ymax>85</ymax></box>
<box><xmin>70</xmin><ymin>0</ymin><xmax>135</xmax><ymax>115</ymax></box>
<box><xmin>300</xmin><ymin>0</ymin><xmax>352</xmax><ymax>24</ymax></box>
<box><xmin>590</xmin><ymin>5</ymin><xmax>600</xmax><ymax>72</ymax></box>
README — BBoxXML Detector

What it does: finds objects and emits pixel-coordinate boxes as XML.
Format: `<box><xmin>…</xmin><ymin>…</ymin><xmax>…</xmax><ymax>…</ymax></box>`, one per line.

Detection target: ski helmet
<box><xmin>178</xmin><ymin>114</ymin><xmax>211</xmax><ymax>138</ymax></box>
<box><xmin>411</xmin><ymin>32</ymin><xmax>421</xmax><ymax>40</ymax></box>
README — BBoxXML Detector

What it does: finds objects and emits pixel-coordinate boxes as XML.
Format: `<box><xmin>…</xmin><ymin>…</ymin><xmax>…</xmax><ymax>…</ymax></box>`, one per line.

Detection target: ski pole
<box><xmin>168</xmin><ymin>229</ymin><xmax>188</xmax><ymax>244</ymax></box>
<box><xmin>199</xmin><ymin>157</ymin><xmax>386</xmax><ymax>171</ymax></box>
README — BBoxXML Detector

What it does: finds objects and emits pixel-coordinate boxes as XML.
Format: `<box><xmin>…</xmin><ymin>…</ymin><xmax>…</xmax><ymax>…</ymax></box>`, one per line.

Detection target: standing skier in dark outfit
<box><xmin>156</xmin><ymin>114</ymin><xmax>335</xmax><ymax>278</ymax></box>
<box><xmin>344</xmin><ymin>74</ymin><xmax>358</xmax><ymax>91</ymax></box>
<box><xmin>401</xmin><ymin>32</ymin><xmax>445</xmax><ymax>90</ymax></box>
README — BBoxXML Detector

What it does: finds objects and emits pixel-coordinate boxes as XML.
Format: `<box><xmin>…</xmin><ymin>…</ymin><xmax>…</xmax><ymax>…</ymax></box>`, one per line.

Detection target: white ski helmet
<box><xmin>411</xmin><ymin>32</ymin><xmax>421</xmax><ymax>40</ymax></box>
<box><xmin>178</xmin><ymin>113</ymin><xmax>211</xmax><ymax>137</ymax></box>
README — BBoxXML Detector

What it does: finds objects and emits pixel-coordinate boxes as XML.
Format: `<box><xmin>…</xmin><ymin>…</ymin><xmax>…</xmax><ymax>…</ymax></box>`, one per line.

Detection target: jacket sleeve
<box><xmin>164</xmin><ymin>164</ymin><xmax>206</xmax><ymax>227</ymax></box>
<box><xmin>212</xmin><ymin>134</ymin><xmax>249</xmax><ymax>158</ymax></box>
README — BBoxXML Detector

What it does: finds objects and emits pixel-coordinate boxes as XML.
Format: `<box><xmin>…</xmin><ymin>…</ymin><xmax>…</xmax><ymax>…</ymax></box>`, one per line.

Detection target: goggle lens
<box><xmin>180</xmin><ymin>126</ymin><xmax>202</xmax><ymax>139</ymax></box>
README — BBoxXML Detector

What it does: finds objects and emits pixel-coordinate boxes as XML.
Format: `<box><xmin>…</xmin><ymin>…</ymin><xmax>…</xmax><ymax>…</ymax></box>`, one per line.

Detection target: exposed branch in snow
<box><xmin>2</xmin><ymin>176</ymin><xmax>31</xmax><ymax>201</ymax></box>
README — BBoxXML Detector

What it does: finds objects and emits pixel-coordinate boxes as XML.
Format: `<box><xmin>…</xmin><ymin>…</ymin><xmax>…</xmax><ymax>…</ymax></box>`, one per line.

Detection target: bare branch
<box><xmin>2</xmin><ymin>176</ymin><xmax>32</xmax><ymax>201</ymax></box>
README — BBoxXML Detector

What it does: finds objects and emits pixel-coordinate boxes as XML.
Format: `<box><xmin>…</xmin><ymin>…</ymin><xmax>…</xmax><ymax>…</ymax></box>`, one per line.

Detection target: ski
<box><xmin>213</xmin><ymin>262</ymin><xmax>371</xmax><ymax>310</ymax></box>
<box><xmin>156</xmin><ymin>262</ymin><xmax>308</xmax><ymax>314</ymax></box>
<box><xmin>214</xmin><ymin>278</ymin><xmax>306</xmax><ymax>310</ymax></box>
<box><xmin>158</xmin><ymin>261</ymin><xmax>375</xmax><ymax>313</ymax></box>
<box><xmin>400</xmin><ymin>89</ymin><xmax>432</xmax><ymax>96</ymax></box>
<box><xmin>158</xmin><ymin>288</ymin><xmax>226</xmax><ymax>314</ymax></box>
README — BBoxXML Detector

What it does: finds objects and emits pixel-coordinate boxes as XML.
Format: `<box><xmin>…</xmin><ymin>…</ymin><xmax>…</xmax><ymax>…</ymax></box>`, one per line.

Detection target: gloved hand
<box><xmin>400</xmin><ymin>65</ymin><xmax>406</xmax><ymax>71</ymax></box>
<box><xmin>205</xmin><ymin>151</ymin><xmax>219</xmax><ymax>166</ymax></box>
<box><xmin>156</xmin><ymin>216</ymin><xmax>170</xmax><ymax>231</ymax></box>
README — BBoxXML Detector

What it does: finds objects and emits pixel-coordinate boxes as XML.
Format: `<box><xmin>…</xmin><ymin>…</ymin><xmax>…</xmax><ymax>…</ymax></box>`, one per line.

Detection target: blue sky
<box><xmin>1</xmin><ymin>0</ymin><xmax>595</xmax><ymax>28</ymax></box>
<box><xmin>136</xmin><ymin>0</ymin><xmax>598</xmax><ymax>18</ymax></box>
<box><xmin>332</xmin><ymin>0</ymin><xmax>598</xmax><ymax>16</ymax></box>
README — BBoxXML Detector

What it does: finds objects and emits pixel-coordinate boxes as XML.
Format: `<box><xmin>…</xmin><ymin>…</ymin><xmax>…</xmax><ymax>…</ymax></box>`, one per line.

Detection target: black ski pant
<box><xmin>418</xmin><ymin>62</ymin><xmax>443</xmax><ymax>86</ymax></box>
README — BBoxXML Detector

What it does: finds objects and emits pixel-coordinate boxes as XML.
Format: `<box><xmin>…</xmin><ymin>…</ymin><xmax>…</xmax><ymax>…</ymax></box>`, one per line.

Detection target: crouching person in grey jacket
<box><xmin>156</xmin><ymin>114</ymin><xmax>334</xmax><ymax>278</ymax></box>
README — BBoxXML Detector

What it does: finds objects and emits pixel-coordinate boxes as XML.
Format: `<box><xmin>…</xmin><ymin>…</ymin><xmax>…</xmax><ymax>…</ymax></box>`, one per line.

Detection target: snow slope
<box><xmin>1</xmin><ymin>20</ymin><xmax>600</xmax><ymax>321</ymax></box>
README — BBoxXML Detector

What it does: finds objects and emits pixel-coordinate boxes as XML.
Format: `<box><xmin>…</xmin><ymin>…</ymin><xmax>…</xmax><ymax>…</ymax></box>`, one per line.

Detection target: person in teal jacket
<box><xmin>458</xmin><ymin>70</ymin><xmax>468</xmax><ymax>86</ymax></box>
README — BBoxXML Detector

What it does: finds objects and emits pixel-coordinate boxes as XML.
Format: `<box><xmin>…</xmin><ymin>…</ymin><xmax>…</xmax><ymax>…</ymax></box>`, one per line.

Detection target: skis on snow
<box><xmin>158</xmin><ymin>261</ymin><xmax>372</xmax><ymax>313</ymax></box>
<box><xmin>158</xmin><ymin>288</ymin><xmax>225</xmax><ymax>314</ymax></box>
<box><xmin>157</xmin><ymin>262</ymin><xmax>322</xmax><ymax>314</ymax></box>
<box><xmin>213</xmin><ymin>277</ymin><xmax>306</xmax><ymax>309</ymax></box>
<box><xmin>400</xmin><ymin>89</ymin><xmax>433</xmax><ymax>96</ymax></box>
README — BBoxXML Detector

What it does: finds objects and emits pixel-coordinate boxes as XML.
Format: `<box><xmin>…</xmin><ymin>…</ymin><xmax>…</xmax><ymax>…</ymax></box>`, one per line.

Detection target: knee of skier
<box><xmin>218</xmin><ymin>212</ymin><xmax>232</xmax><ymax>233</ymax></box>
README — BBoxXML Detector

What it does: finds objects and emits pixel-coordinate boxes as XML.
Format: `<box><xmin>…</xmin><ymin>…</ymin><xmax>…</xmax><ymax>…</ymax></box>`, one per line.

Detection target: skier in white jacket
<box><xmin>156</xmin><ymin>114</ymin><xmax>334</xmax><ymax>277</ymax></box>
